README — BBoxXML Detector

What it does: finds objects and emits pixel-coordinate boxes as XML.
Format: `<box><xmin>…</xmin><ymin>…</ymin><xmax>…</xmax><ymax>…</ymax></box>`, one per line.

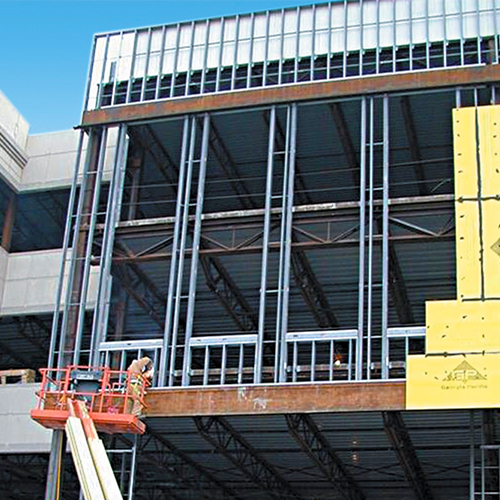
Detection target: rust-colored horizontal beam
<box><xmin>98</xmin><ymin>233</ymin><xmax>453</xmax><ymax>265</ymax></box>
<box><xmin>144</xmin><ymin>381</ymin><xmax>405</xmax><ymax>417</ymax></box>
<box><xmin>81</xmin><ymin>65</ymin><xmax>500</xmax><ymax>127</ymax></box>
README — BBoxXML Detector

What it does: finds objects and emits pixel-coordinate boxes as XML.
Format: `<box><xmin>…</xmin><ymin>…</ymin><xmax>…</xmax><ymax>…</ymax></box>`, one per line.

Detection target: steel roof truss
<box><xmin>382</xmin><ymin>411</ymin><xmax>435</xmax><ymax>500</ymax></box>
<box><xmin>195</xmin><ymin>416</ymin><xmax>304</xmax><ymax>500</ymax></box>
<box><xmin>285</xmin><ymin>413</ymin><xmax>365</xmax><ymax>500</ymax></box>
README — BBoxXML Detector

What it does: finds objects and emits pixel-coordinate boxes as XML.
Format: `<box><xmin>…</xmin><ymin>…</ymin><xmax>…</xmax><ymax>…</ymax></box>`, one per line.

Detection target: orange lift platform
<box><xmin>31</xmin><ymin>365</ymin><xmax>148</xmax><ymax>435</ymax></box>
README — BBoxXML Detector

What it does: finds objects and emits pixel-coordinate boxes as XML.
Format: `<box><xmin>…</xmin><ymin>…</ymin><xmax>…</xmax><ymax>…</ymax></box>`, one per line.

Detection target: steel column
<box><xmin>168</xmin><ymin>117</ymin><xmax>197</xmax><ymax>386</ymax></box>
<box><xmin>44</xmin><ymin>429</ymin><xmax>65</xmax><ymax>500</ymax></box>
<box><xmin>356</xmin><ymin>97</ymin><xmax>367</xmax><ymax>381</ymax></box>
<box><xmin>381</xmin><ymin>94</ymin><xmax>390</xmax><ymax>379</ymax></box>
<box><xmin>256</xmin><ymin>106</ymin><xmax>276</xmax><ymax>384</ymax></box>
<box><xmin>48</xmin><ymin>132</ymin><xmax>85</xmax><ymax>369</ymax></box>
<box><xmin>366</xmin><ymin>98</ymin><xmax>375</xmax><ymax>380</ymax></box>
<box><xmin>126</xmin><ymin>153</ymin><xmax>142</xmax><ymax>220</ymax></box>
<box><xmin>470</xmin><ymin>410</ymin><xmax>476</xmax><ymax>500</ymax></box>
<box><xmin>1</xmin><ymin>192</ymin><xmax>16</xmax><ymax>252</ymax></box>
<box><xmin>182</xmin><ymin>113</ymin><xmax>211</xmax><ymax>386</ymax></box>
<box><xmin>90</xmin><ymin>125</ymin><xmax>129</xmax><ymax>364</ymax></box>
<box><xmin>73</xmin><ymin>127</ymin><xmax>108</xmax><ymax>364</ymax></box>
<box><xmin>58</xmin><ymin>128</ymin><xmax>102</xmax><ymax>368</ymax></box>
<box><xmin>159</xmin><ymin>116</ymin><xmax>189</xmax><ymax>387</ymax></box>
<box><xmin>482</xmin><ymin>410</ymin><xmax>498</xmax><ymax>496</ymax></box>
<box><xmin>279</xmin><ymin>103</ymin><xmax>297</xmax><ymax>383</ymax></box>
<box><xmin>127</xmin><ymin>435</ymin><xmax>138</xmax><ymax>500</ymax></box>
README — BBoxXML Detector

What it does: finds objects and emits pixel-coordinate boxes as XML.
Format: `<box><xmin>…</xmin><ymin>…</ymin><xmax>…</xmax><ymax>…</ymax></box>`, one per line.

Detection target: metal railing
<box><xmin>187</xmin><ymin>334</ymin><xmax>258</xmax><ymax>386</ymax></box>
<box><xmin>285</xmin><ymin>330</ymin><xmax>357</xmax><ymax>383</ymax></box>
<box><xmin>99</xmin><ymin>339</ymin><xmax>162</xmax><ymax>386</ymax></box>
<box><xmin>97</xmin><ymin>328</ymin><xmax>426</xmax><ymax>388</ymax></box>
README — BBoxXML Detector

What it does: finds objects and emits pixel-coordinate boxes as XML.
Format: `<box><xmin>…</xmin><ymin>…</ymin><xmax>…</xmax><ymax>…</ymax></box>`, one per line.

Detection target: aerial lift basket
<box><xmin>31</xmin><ymin>365</ymin><xmax>148</xmax><ymax>434</ymax></box>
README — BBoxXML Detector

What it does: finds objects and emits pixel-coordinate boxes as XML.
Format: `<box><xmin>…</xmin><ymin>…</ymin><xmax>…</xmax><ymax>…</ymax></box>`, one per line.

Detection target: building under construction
<box><xmin>1</xmin><ymin>0</ymin><xmax>500</xmax><ymax>498</ymax></box>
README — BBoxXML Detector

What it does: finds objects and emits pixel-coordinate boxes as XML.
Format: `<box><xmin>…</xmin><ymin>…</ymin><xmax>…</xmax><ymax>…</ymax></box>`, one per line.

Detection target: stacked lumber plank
<box><xmin>65</xmin><ymin>400</ymin><xmax>123</xmax><ymax>500</ymax></box>
<box><xmin>0</xmin><ymin>368</ymin><xmax>35</xmax><ymax>385</ymax></box>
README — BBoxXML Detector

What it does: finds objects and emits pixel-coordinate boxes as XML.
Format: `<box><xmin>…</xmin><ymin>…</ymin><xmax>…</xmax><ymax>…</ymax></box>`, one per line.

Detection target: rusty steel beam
<box><xmin>1</xmin><ymin>192</ymin><xmax>16</xmax><ymax>252</ymax></box>
<box><xmin>81</xmin><ymin>65</ymin><xmax>500</xmax><ymax>127</ymax></box>
<box><xmin>194</xmin><ymin>416</ymin><xmax>304</xmax><ymax>500</ymax></box>
<box><xmin>106</xmin><ymin>232</ymin><xmax>453</xmax><ymax>264</ymax></box>
<box><xmin>63</xmin><ymin>129</ymin><xmax>103</xmax><ymax>367</ymax></box>
<box><xmin>383</xmin><ymin>411</ymin><xmax>435</xmax><ymax>500</ymax></box>
<box><xmin>110</xmin><ymin>194</ymin><xmax>454</xmax><ymax>236</ymax></box>
<box><xmin>400</xmin><ymin>96</ymin><xmax>428</xmax><ymax>196</ymax></box>
<box><xmin>285</xmin><ymin>413</ymin><xmax>365</xmax><ymax>500</ymax></box>
<box><xmin>145</xmin><ymin>381</ymin><xmax>405</xmax><ymax>417</ymax></box>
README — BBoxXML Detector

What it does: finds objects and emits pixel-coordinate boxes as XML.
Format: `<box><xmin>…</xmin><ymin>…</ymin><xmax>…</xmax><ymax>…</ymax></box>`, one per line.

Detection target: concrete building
<box><xmin>1</xmin><ymin>0</ymin><xmax>500</xmax><ymax>499</ymax></box>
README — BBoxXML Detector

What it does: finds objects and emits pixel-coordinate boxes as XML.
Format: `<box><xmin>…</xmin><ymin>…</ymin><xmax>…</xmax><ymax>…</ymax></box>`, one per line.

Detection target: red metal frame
<box><xmin>30</xmin><ymin>365</ymin><xmax>148</xmax><ymax>434</ymax></box>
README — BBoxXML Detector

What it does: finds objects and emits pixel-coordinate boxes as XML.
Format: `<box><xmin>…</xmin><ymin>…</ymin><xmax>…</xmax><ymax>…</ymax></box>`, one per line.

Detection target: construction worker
<box><xmin>126</xmin><ymin>357</ymin><xmax>153</xmax><ymax>417</ymax></box>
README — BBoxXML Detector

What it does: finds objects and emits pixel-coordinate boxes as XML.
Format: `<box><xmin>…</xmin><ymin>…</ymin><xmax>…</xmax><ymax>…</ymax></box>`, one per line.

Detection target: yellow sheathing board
<box><xmin>453</xmin><ymin>107</ymin><xmax>478</xmax><ymax>199</ymax></box>
<box><xmin>426</xmin><ymin>300</ymin><xmax>500</xmax><ymax>353</ymax></box>
<box><xmin>455</xmin><ymin>201</ymin><xmax>481</xmax><ymax>300</ymax></box>
<box><xmin>478</xmin><ymin>105</ymin><xmax>500</xmax><ymax>198</ymax></box>
<box><xmin>406</xmin><ymin>104</ymin><xmax>500</xmax><ymax>411</ymax></box>
<box><xmin>407</xmin><ymin>354</ymin><xmax>500</xmax><ymax>410</ymax></box>
<box><xmin>483</xmin><ymin>199</ymin><xmax>500</xmax><ymax>298</ymax></box>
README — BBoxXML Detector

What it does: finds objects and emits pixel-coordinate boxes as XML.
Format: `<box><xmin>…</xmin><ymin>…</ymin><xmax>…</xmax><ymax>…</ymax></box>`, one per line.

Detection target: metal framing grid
<box><xmin>85</xmin><ymin>0</ymin><xmax>500</xmax><ymax>110</ymax></box>
<box><xmin>45</xmin><ymin>82</ymin><xmax>498</xmax><ymax>387</ymax></box>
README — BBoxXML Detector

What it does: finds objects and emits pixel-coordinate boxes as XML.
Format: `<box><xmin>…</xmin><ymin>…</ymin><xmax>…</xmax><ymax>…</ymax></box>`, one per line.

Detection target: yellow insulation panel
<box><xmin>478</xmin><ymin>105</ymin><xmax>500</xmax><ymax>198</ymax></box>
<box><xmin>406</xmin><ymin>105</ymin><xmax>500</xmax><ymax>411</ymax></box>
<box><xmin>455</xmin><ymin>201</ymin><xmax>481</xmax><ymax>300</ymax></box>
<box><xmin>453</xmin><ymin>107</ymin><xmax>478</xmax><ymax>199</ymax></box>
<box><xmin>482</xmin><ymin>199</ymin><xmax>500</xmax><ymax>298</ymax></box>
<box><xmin>426</xmin><ymin>300</ymin><xmax>500</xmax><ymax>353</ymax></box>
<box><xmin>407</xmin><ymin>353</ymin><xmax>500</xmax><ymax>410</ymax></box>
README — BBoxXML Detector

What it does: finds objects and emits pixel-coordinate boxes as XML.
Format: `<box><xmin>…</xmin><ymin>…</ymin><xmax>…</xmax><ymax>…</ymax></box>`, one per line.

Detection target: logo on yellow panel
<box><xmin>441</xmin><ymin>361</ymin><xmax>488</xmax><ymax>391</ymax></box>
<box><xmin>491</xmin><ymin>237</ymin><xmax>500</xmax><ymax>258</ymax></box>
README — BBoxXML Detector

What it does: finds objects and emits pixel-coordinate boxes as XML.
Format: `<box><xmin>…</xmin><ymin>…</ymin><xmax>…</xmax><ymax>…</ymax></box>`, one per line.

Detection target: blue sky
<box><xmin>0</xmin><ymin>0</ymin><xmax>324</xmax><ymax>134</ymax></box>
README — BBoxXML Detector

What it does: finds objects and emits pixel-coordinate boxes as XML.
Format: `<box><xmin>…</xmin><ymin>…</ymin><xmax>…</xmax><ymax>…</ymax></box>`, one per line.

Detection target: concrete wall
<box><xmin>0</xmin><ymin>249</ymin><xmax>99</xmax><ymax>316</ymax></box>
<box><xmin>0</xmin><ymin>90</ymin><xmax>29</xmax><ymax>189</ymax></box>
<box><xmin>23</xmin><ymin>127</ymin><xmax>117</xmax><ymax>191</ymax></box>
<box><xmin>23</xmin><ymin>130</ymin><xmax>84</xmax><ymax>191</ymax></box>
<box><xmin>0</xmin><ymin>383</ymin><xmax>51</xmax><ymax>453</ymax></box>
<box><xmin>0</xmin><ymin>90</ymin><xmax>118</xmax><ymax>193</ymax></box>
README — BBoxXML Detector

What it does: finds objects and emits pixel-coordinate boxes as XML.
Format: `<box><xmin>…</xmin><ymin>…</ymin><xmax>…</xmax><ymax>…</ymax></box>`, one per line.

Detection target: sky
<box><xmin>0</xmin><ymin>0</ymin><xmax>324</xmax><ymax>134</ymax></box>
